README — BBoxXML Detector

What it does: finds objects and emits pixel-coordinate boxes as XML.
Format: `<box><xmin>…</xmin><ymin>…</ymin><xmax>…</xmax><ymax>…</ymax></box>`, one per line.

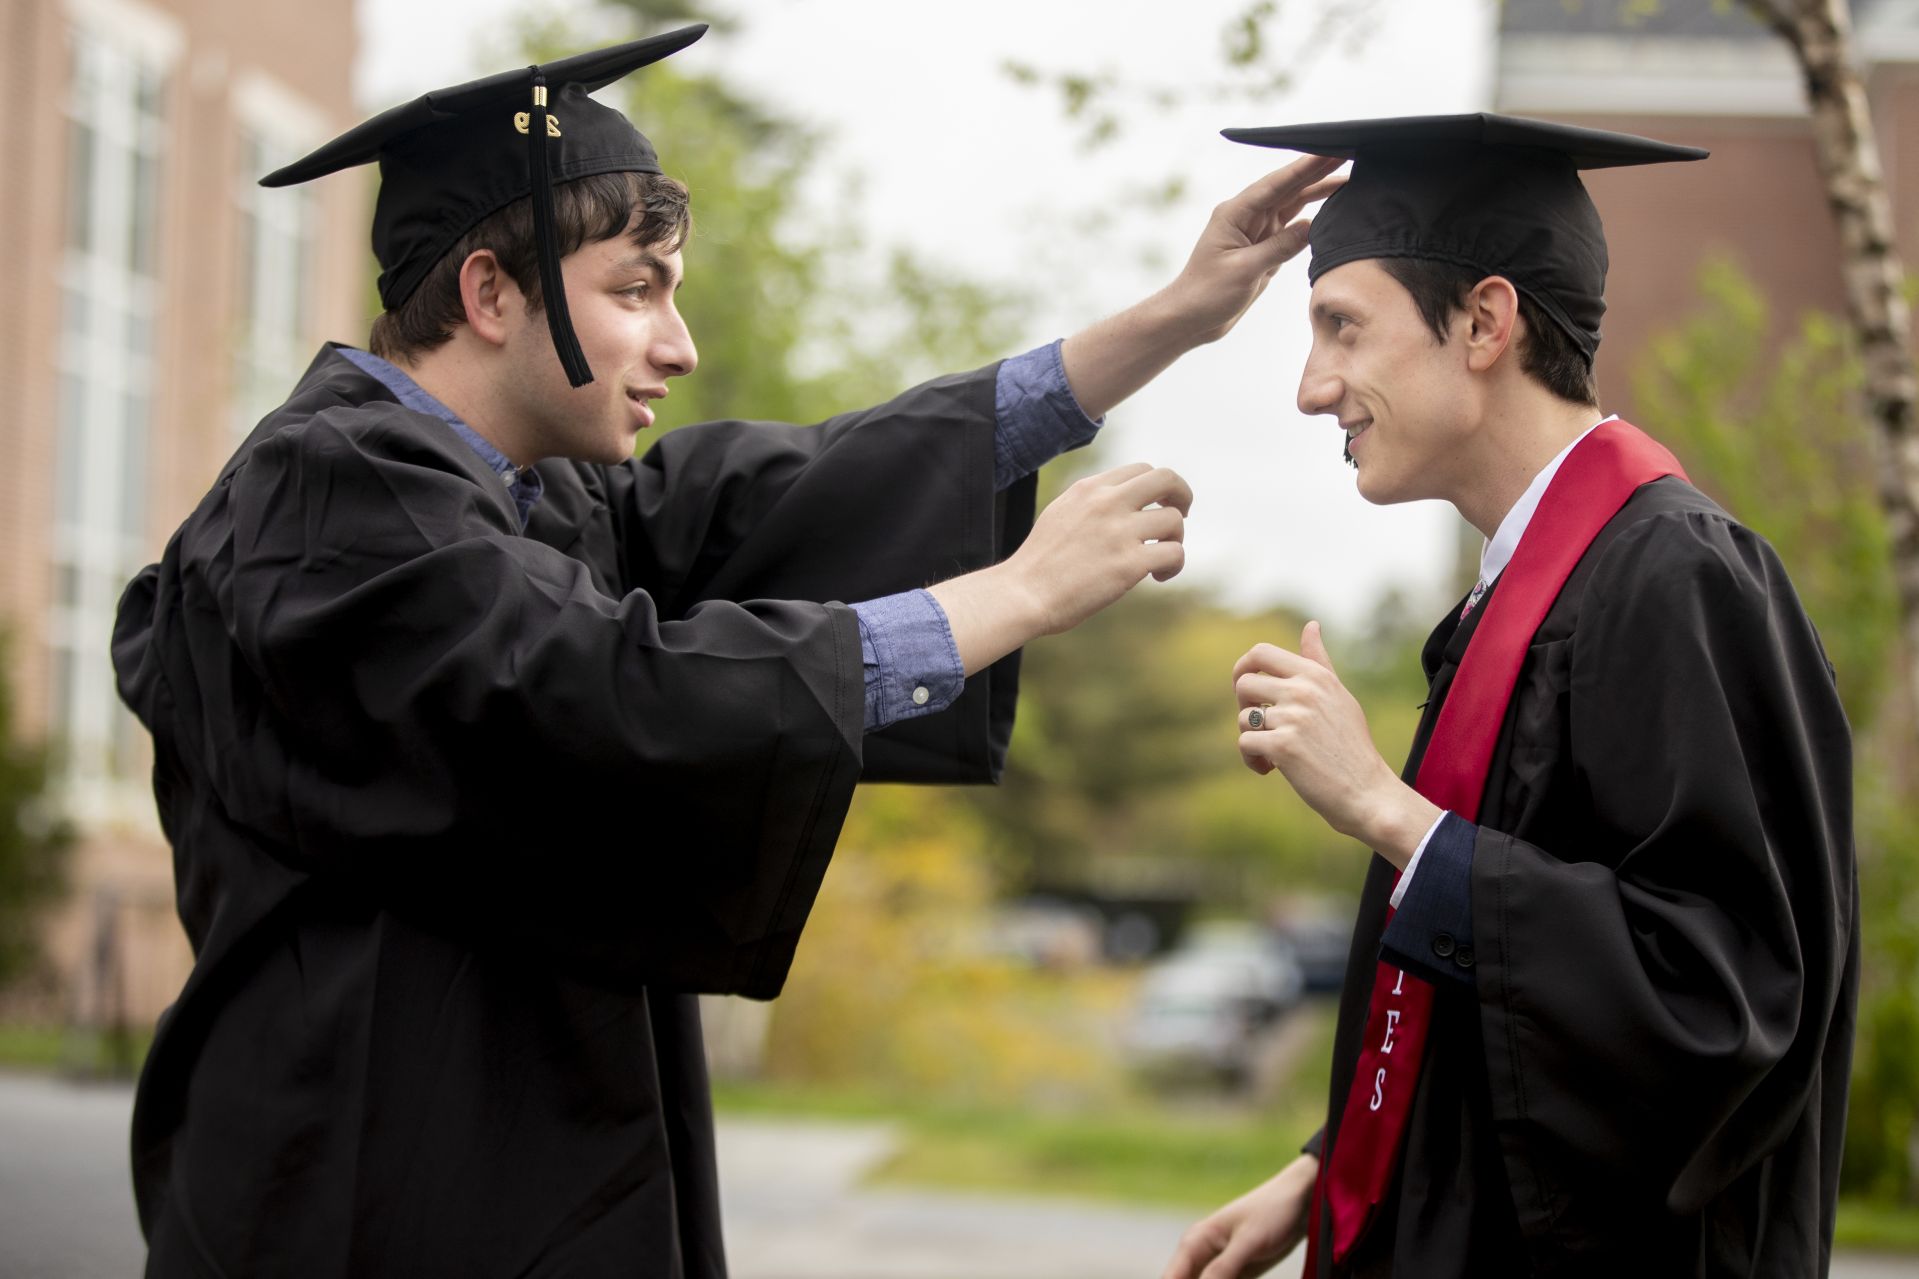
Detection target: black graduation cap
<box><xmin>1221</xmin><ymin>113</ymin><xmax>1708</xmax><ymax>361</ymax></box>
<box><xmin>262</xmin><ymin>26</ymin><xmax>708</xmax><ymax>387</ymax></box>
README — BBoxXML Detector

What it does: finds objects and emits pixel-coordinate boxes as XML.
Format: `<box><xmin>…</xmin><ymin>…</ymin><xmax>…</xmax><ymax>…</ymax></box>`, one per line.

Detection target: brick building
<box><xmin>0</xmin><ymin>0</ymin><xmax>363</xmax><ymax>1026</ymax></box>
<box><xmin>1495</xmin><ymin>0</ymin><xmax>1919</xmax><ymax>418</ymax></box>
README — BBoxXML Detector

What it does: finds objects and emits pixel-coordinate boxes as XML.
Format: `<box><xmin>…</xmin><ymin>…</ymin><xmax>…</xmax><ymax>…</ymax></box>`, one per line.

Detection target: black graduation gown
<box><xmin>111</xmin><ymin>345</ymin><xmax>1035</xmax><ymax>1279</ymax></box>
<box><xmin>1310</xmin><ymin>477</ymin><xmax>1859</xmax><ymax>1278</ymax></box>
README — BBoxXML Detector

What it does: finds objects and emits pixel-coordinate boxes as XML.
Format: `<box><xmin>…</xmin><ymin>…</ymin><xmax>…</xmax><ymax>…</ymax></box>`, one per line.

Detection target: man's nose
<box><xmin>654</xmin><ymin>307</ymin><xmax>698</xmax><ymax>378</ymax></box>
<box><xmin>1297</xmin><ymin>358</ymin><xmax>1341</xmax><ymax>418</ymax></box>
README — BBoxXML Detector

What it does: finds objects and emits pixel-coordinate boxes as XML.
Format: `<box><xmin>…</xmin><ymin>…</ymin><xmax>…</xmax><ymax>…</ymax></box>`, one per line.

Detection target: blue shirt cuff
<box><xmin>851</xmin><ymin>589</ymin><xmax>965</xmax><ymax>732</ymax></box>
<box><xmin>1380</xmin><ymin>812</ymin><xmax>1478</xmax><ymax>987</ymax></box>
<box><xmin>993</xmin><ymin>340</ymin><xmax>1101</xmax><ymax>491</ymax></box>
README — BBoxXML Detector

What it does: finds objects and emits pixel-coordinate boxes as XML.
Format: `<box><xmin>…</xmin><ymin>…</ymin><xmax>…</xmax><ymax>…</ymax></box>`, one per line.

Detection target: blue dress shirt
<box><xmin>338</xmin><ymin>348</ymin><xmax>545</xmax><ymax>526</ymax></box>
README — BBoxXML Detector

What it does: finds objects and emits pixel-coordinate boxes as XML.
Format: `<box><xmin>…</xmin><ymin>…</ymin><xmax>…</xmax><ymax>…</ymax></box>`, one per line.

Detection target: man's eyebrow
<box><xmin>614</xmin><ymin>251</ymin><xmax>681</xmax><ymax>288</ymax></box>
<box><xmin>1310</xmin><ymin>297</ymin><xmax>1354</xmax><ymax>322</ymax></box>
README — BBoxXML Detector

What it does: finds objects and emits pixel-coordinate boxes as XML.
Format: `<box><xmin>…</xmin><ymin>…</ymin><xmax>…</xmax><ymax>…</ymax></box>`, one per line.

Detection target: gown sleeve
<box><xmin>214</xmin><ymin>406</ymin><xmax>867</xmax><ymax>998</ymax></box>
<box><xmin>1470</xmin><ymin>508</ymin><xmax>1856</xmax><ymax>1238</ymax></box>
<box><xmin>594</xmin><ymin>364</ymin><xmax>1036</xmax><ymax>783</ymax></box>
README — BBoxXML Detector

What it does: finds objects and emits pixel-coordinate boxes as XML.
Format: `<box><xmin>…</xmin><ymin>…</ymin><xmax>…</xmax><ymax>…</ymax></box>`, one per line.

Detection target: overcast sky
<box><xmin>356</xmin><ymin>0</ymin><xmax>1498</xmax><ymax>628</ymax></box>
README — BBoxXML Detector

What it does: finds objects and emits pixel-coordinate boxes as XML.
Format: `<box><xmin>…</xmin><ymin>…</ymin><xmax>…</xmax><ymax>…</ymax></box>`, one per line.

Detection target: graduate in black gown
<box><xmin>1163</xmin><ymin>116</ymin><xmax>1858</xmax><ymax>1279</ymax></box>
<box><xmin>109</xmin><ymin>30</ymin><xmax>1344</xmax><ymax>1279</ymax></box>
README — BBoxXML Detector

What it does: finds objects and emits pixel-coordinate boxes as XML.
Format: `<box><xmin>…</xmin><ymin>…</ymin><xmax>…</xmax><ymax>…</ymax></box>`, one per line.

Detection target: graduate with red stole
<box><xmin>1161</xmin><ymin>115</ymin><xmax>1857</xmax><ymax>1279</ymax></box>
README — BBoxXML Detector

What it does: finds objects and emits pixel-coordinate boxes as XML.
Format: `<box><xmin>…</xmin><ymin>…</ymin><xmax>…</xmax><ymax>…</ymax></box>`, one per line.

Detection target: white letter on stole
<box><xmin>1370</xmin><ymin>1067</ymin><xmax>1386</xmax><ymax>1111</ymax></box>
<box><xmin>1381</xmin><ymin>1009</ymin><xmax>1400</xmax><ymax>1053</ymax></box>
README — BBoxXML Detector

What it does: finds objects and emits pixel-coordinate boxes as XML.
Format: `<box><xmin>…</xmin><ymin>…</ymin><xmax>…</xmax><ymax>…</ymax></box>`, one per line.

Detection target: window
<box><xmin>50</xmin><ymin>10</ymin><xmax>177</xmax><ymax>813</ymax></box>
<box><xmin>231</xmin><ymin>108</ymin><xmax>319</xmax><ymax>436</ymax></box>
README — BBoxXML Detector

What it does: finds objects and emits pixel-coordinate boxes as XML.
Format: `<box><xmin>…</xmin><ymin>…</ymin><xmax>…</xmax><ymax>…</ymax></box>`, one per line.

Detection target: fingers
<box><xmin>1292</xmin><ymin>175</ymin><xmax>1346</xmax><ymax>206</ymax></box>
<box><xmin>1197</xmin><ymin>1234</ymin><xmax>1268</xmax><ymax>1279</ymax></box>
<box><xmin>1115</xmin><ymin>465</ymin><xmax>1195</xmax><ymax>516</ymax></box>
<box><xmin>1229</xmin><ymin>154</ymin><xmax>1343</xmax><ymax>215</ymax></box>
<box><xmin>1137</xmin><ymin>504</ymin><xmax>1185</xmax><ymax>544</ymax></box>
<box><xmin>1244</xmin><ymin>218</ymin><xmax>1313</xmax><ymax>273</ymax></box>
<box><xmin>1300</xmin><ymin>620</ymin><xmax>1336</xmax><ymax>673</ymax></box>
<box><xmin>1162</xmin><ymin>1219</ymin><xmax>1232</xmax><ymax>1279</ymax></box>
<box><xmin>1228</xmin><ymin>166</ymin><xmax>1344</xmax><ymax>272</ymax></box>
<box><xmin>1236</xmin><ymin>671</ymin><xmax>1286</xmax><ymax>709</ymax></box>
<box><xmin>1146</xmin><ymin>538</ymin><xmax>1186</xmax><ymax>583</ymax></box>
<box><xmin>1090</xmin><ymin>460</ymin><xmax>1156</xmax><ymax>488</ymax></box>
<box><xmin>1232</xmin><ymin>642</ymin><xmax>1313</xmax><ymax>684</ymax></box>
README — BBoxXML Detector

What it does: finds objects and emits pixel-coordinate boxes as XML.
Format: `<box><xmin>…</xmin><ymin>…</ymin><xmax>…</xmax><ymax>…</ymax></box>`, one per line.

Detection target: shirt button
<box><xmin>1454</xmin><ymin>945</ymin><xmax>1475</xmax><ymax>969</ymax></box>
<box><xmin>1432</xmin><ymin>933</ymin><xmax>1456</xmax><ymax>959</ymax></box>
<box><xmin>912</xmin><ymin>686</ymin><xmax>930</xmax><ymax>706</ymax></box>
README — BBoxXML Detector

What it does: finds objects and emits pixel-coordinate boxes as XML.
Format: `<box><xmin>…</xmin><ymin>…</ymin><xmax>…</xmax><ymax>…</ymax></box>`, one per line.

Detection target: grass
<box><xmin>1837</xmin><ymin>1199</ymin><xmax>1919</xmax><ymax>1253</ymax></box>
<box><xmin>0</xmin><ymin>1023</ymin><xmax>149</xmax><ymax>1080</ymax></box>
<box><xmin>714</xmin><ymin>1003</ymin><xmax>1337</xmax><ymax>1211</ymax></box>
<box><xmin>714</xmin><ymin>1075</ymin><xmax>1321</xmax><ymax>1210</ymax></box>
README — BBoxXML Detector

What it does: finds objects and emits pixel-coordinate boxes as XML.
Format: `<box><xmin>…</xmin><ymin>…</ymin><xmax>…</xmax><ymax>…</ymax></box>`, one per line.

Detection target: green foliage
<box><xmin>1846</xmin><ymin>777</ymin><xmax>1919</xmax><ymax>1202</ymax></box>
<box><xmin>1631</xmin><ymin>256</ymin><xmax>1898</xmax><ymax>729</ymax></box>
<box><xmin>0</xmin><ymin>638</ymin><xmax>74</xmax><ymax>987</ymax></box>
<box><xmin>1631</xmin><ymin>256</ymin><xmax>1918</xmax><ymax>1203</ymax></box>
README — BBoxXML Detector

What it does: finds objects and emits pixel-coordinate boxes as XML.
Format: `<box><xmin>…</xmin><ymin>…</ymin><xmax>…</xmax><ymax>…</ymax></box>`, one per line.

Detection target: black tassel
<box><xmin>526</xmin><ymin>71</ymin><xmax>594</xmax><ymax>387</ymax></box>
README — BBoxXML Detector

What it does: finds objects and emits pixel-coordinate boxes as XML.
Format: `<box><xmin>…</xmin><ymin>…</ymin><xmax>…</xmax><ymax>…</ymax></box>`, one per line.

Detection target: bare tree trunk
<box><xmin>1745</xmin><ymin>0</ymin><xmax>1919</xmax><ymax>726</ymax></box>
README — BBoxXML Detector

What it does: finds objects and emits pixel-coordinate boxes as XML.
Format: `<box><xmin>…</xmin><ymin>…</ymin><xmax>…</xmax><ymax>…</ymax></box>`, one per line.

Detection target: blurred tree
<box><xmin>0</xmin><ymin>635</ymin><xmax>74</xmax><ymax>989</ymax></box>
<box><xmin>1632</xmin><ymin>258</ymin><xmax>1897</xmax><ymax>727</ymax></box>
<box><xmin>1633</xmin><ymin>256</ymin><xmax>1916</xmax><ymax>1202</ymax></box>
<box><xmin>766</xmin><ymin>785</ymin><xmax>1128</xmax><ymax>1106</ymax></box>
<box><xmin>1002</xmin><ymin>0</ymin><xmax>1384</xmax><ymax>156</ymax></box>
<box><xmin>1741</xmin><ymin>0</ymin><xmax>1919</xmax><ymax>739</ymax></box>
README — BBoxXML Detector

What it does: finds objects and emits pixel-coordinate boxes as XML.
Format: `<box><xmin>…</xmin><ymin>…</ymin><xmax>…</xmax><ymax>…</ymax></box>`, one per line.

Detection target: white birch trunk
<box><xmin>1745</xmin><ymin>0</ymin><xmax>1919</xmax><ymax>726</ymax></box>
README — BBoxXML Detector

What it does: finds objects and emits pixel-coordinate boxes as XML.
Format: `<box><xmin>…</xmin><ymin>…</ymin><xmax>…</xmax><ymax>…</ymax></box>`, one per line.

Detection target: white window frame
<box><xmin>51</xmin><ymin>0</ymin><xmax>180</xmax><ymax>823</ymax></box>
<box><xmin>231</xmin><ymin>71</ymin><xmax>326</xmax><ymax>438</ymax></box>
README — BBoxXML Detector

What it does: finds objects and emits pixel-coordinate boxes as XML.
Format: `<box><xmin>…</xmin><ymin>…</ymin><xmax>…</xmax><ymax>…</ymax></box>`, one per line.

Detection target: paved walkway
<box><xmin>718</xmin><ymin>1118</ymin><xmax>1211</xmax><ymax>1278</ymax></box>
<box><xmin>2</xmin><ymin>1071</ymin><xmax>1913</xmax><ymax>1278</ymax></box>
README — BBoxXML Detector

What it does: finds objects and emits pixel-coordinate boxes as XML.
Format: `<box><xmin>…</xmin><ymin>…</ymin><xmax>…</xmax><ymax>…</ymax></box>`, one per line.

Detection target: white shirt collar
<box><xmin>1478</xmin><ymin>414</ymin><xmax>1619</xmax><ymax>587</ymax></box>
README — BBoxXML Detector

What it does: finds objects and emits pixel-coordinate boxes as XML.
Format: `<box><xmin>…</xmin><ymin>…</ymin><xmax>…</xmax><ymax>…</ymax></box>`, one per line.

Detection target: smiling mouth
<box><xmin>1341</xmin><ymin>419</ymin><xmax>1371</xmax><ymax>467</ymax></box>
<box><xmin>625</xmin><ymin>387</ymin><xmax>665</xmax><ymax>428</ymax></box>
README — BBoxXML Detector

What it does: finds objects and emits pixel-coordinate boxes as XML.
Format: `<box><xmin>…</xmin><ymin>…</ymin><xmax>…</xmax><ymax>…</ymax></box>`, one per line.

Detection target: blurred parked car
<box><xmin>1275</xmin><ymin>914</ymin><xmax>1354</xmax><ymax>995</ymax></box>
<box><xmin>1123</xmin><ymin>925</ymin><xmax>1304</xmax><ymax>1089</ymax></box>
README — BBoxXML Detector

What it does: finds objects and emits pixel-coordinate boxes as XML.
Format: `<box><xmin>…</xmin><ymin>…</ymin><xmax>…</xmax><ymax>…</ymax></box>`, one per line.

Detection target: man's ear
<box><xmin>1462</xmin><ymin>275</ymin><xmax>1520</xmax><ymax>374</ymax></box>
<box><xmin>459</xmin><ymin>249</ymin><xmax>516</xmax><ymax>348</ymax></box>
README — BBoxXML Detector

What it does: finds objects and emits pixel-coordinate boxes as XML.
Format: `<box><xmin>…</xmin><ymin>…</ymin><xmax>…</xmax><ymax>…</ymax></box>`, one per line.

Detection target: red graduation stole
<box><xmin>1306</xmin><ymin>421</ymin><xmax>1685</xmax><ymax>1272</ymax></box>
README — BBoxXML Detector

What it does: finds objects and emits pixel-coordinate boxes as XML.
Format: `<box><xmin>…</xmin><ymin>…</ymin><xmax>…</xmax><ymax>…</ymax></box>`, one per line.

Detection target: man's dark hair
<box><xmin>1377</xmin><ymin>257</ymin><xmax>1599</xmax><ymax>407</ymax></box>
<box><xmin>369</xmin><ymin>170</ymin><xmax>692</xmax><ymax>364</ymax></box>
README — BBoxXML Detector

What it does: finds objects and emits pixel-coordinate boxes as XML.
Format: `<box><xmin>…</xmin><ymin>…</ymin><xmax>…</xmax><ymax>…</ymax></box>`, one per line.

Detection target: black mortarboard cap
<box><xmin>1221</xmin><ymin>113</ymin><xmax>1708</xmax><ymax>361</ymax></box>
<box><xmin>262</xmin><ymin>26</ymin><xmax>708</xmax><ymax>387</ymax></box>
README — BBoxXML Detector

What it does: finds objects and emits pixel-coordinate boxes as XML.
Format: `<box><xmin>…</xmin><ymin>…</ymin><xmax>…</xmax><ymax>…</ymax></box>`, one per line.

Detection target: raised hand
<box><xmin>929</xmin><ymin>462</ymin><xmax>1191</xmax><ymax>674</ymax></box>
<box><xmin>1233</xmin><ymin>622</ymin><xmax>1439</xmax><ymax>867</ymax></box>
<box><xmin>1164</xmin><ymin>153</ymin><xmax>1346</xmax><ymax>344</ymax></box>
